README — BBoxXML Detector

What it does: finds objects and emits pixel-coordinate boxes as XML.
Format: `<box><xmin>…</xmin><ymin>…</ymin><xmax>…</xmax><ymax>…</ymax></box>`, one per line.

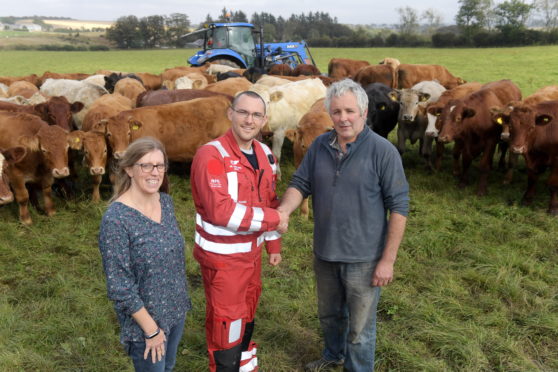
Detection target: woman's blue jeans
<box><xmin>314</xmin><ymin>258</ymin><xmax>381</xmax><ymax>372</ymax></box>
<box><xmin>127</xmin><ymin>317</ymin><xmax>186</xmax><ymax>372</ymax></box>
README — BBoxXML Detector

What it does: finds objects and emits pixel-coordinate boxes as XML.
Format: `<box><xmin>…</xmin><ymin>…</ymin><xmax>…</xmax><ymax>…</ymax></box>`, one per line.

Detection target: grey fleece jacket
<box><xmin>289</xmin><ymin>126</ymin><xmax>409</xmax><ymax>263</ymax></box>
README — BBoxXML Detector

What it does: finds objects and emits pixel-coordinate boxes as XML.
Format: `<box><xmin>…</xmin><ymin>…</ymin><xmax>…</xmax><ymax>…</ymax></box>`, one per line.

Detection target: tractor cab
<box><xmin>183</xmin><ymin>23</ymin><xmax>257</xmax><ymax>68</ymax></box>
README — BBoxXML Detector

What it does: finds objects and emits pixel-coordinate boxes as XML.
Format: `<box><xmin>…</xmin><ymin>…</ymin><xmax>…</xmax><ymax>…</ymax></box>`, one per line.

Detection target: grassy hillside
<box><xmin>0</xmin><ymin>48</ymin><xmax>557</xmax><ymax>371</ymax></box>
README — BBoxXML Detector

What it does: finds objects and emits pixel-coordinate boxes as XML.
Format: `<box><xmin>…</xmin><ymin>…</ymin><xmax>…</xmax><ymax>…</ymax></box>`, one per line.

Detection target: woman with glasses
<box><xmin>98</xmin><ymin>137</ymin><xmax>191</xmax><ymax>372</ymax></box>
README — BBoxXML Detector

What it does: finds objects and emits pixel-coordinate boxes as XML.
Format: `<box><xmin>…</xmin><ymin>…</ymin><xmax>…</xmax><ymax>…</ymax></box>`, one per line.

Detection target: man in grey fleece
<box><xmin>278</xmin><ymin>79</ymin><xmax>409</xmax><ymax>372</ymax></box>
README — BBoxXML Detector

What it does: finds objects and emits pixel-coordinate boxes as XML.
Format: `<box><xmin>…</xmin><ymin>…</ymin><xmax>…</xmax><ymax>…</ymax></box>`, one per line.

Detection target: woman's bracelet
<box><xmin>144</xmin><ymin>328</ymin><xmax>160</xmax><ymax>339</ymax></box>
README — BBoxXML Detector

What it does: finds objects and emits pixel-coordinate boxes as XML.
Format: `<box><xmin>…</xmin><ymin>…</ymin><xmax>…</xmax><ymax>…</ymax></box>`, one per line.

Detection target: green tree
<box><xmin>494</xmin><ymin>0</ymin><xmax>534</xmax><ymax>29</ymax></box>
<box><xmin>456</xmin><ymin>0</ymin><xmax>493</xmax><ymax>42</ymax></box>
<box><xmin>232</xmin><ymin>11</ymin><xmax>248</xmax><ymax>22</ymax></box>
<box><xmin>140</xmin><ymin>15</ymin><xmax>165</xmax><ymax>48</ymax></box>
<box><xmin>165</xmin><ymin>13</ymin><xmax>191</xmax><ymax>47</ymax></box>
<box><xmin>106</xmin><ymin>15</ymin><xmax>143</xmax><ymax>48</ymax></box>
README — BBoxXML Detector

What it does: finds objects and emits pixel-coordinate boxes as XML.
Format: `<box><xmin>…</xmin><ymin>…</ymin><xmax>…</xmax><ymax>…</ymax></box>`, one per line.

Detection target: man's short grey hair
<box><xmin>325</xmin><ymin>79</ymin><xmax>369</xmax><ymax>116</ymax></box>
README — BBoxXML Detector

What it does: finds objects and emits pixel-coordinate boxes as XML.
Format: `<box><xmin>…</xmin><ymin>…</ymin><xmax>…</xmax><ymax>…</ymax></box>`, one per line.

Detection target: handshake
<box><xmin>276</xmin><ymin>207</ymin><xmax>290</xmax><ymax>234</ymax></box>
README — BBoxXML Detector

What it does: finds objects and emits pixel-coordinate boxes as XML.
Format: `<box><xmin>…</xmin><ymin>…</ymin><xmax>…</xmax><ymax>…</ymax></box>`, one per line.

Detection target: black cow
<box><xmin>364</xmin><ymin>83</ymin><xmax>399</xmax><ymax>138</ymax></box>
<box><xmin>104</xmin><ymin>73</ymin><xmax>144</xmax><ymax>93</ymax></box>
<box><xmin>217</xmin><ymin>71</ymin><xmax>242</xmax><ymax>81</ymax></box>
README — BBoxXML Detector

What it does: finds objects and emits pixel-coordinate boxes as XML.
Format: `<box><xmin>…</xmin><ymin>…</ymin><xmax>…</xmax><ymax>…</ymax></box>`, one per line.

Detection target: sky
<box><xmin>4</xmin><ymin>0</ymin><xmax>461</xmax><ymax>26</ymax></box>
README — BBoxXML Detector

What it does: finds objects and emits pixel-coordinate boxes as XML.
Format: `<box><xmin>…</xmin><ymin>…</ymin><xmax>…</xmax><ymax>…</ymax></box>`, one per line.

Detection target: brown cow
<box><xmin>113</xmin><ymin>78</ymin><xmax>146</xmax><ymax>107</ymax></box>
<box><xmin>328</xmin><ymin>58</ymin><xmax>370</xmax><ymax>80</ymax></box>
<box><xmin>204</xmin><ymin>77</ymin><xmax>252</xmax><ymax>96</ymax></box>
<box><xmin>292</xmin><ymin>64</ymin><xmax>321</xmax><ymax>76</ymax></box>
<box><xmin>92</xmin><ymin>95</ymin><xmax>232</xmax><ymax>162</ymax></box>
<box><xmin>425</xmin><ymin>82</ymin><xmax>483</xmax><ymax>171</ymax></box>
<box><xmin>136</xmin><ymin>89</ymin><xmax>232</xmax><ymax>107</ymax></box>
<box><xmin>0</xmin><ymin>74</ymin><xmax>40</xmax><ymax>87</ymax></box>
<box><xmin>69</xmin><ymin>131</ymin><xmax>108</xmax><ymax>202</ymax></box>
<box><xmin>0</xmin><ymin>96</ymin><xmax>84</xmax><ymax>131</ymax></box>
<box><xmin>7</xmin><ymin>81</ymin><xmax>40</xmax><ymax>99</ymax></box>
<box><xmin>0</xmin><ymin>112</ymin><xmax>78</xmax><ymax>224</ymax></box>
<box><xmin>397</xmin><ymin>64</ymin><xmax>465</xmax><ymax>89</ymax></box>
<box><xmin>438</xmin><ymin>80</ymin><xmax>522</xmax><ymax>195</ymax></box>
<box><xmin>285</xmin><ymin>98</ymin><xmax>333</xmax><ymax>218</ymax></box>
<box><xmin>0</xmin><ymin>147</ymin><xmax>27</xmax><ymax>205</ymax></box>
<box><xmin>135</xmin><ymin>72</ymin><xmax>162</xmax><ymax>90</ymax></box>
<box><xmin>353</xmin><ymin>65</ymin><xmax>397</xmax><ymax>89</ymax></box>
<box><xmin>81</xmin><ymin>94</ymin><xmax>133</xmax><ymax>132</ymax></box>
<box><xmin>508</xmin><ymin>100</ymin><xmax>558</xmax><ymax>214</ymax></box>
<box><xmin>268</xmin><ymin>64</ymin><xmax>293</xmax><ymax>76</ymax></box>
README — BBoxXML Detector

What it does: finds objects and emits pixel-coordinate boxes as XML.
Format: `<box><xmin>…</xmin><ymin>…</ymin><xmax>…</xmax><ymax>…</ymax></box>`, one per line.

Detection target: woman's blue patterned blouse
<box><xmin>98</xmin><ymin>192</ymin><xmax>191</xmax><ymax>344</ymax></box>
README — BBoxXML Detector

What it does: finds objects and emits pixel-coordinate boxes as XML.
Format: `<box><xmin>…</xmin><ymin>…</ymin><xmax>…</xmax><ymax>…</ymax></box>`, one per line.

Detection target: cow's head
<box><xmin>68</xmin><ymin>130</ymin><xmax>108</xmax><ymax>175</ymax></box>
<box><xmin>0</xmin><ymin>147</ymin><xmax>27</xmax><ymax>205</ymax></box>
<box><xmin>18</xmin><ymin>125</ymin><xmax>70</xmax><ymax>178</ymax></box>
<box><xmin>509</xmin><ymin>104</ymin><xmax>552</xmax><ymax>155</ymax></box>
<box><xmin>34</xmin><ymin>96</ymin><xmax>84</xmax><ymax>131</ymax></box>
<box><xmin>287</xmin><ymin>111</ymin><xmax>333</xmax><ymax>165</ymax></box>
<box><xmin>396</xmin><ymin>89</ymin><xmax>431</xmax><ymax>123</ymax></box>
<box><xmin>490</xmin><ymin>106</ymin><xmax>513</xmax><ymax>141</ymax></box>
<box><xmin>438</xmin><ymin>101</ymin><xmax>468</xmax><ymax>143</ymax></box>
<box><xmin>425</xmin><ymin>104</ymin><xmax>444</xmax><ymax>137</ymax></box>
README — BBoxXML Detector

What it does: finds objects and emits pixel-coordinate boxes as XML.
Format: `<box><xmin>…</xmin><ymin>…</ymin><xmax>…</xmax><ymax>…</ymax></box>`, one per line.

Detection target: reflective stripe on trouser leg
<box><xmin>239</xmin><ymin>341</ymin><xmax>258</xmax><ymax>372</ymax></box>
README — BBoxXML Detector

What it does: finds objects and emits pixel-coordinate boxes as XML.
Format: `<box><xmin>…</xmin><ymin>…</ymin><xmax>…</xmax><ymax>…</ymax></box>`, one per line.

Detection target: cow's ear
<box><xmin>128</xmin><ymin>117</ymin><xmax>143</xmax><ymax>131</ymax></box>
<box><xmin>285</xmin><ymin>129</ymin><xmax>297</xmax><ymax>142</ymax></box>
<box><xmin>270</xmin><ymin>91</ymin><xmax>283</xmax><ymax>102</ymax></box>
<box><xmin>67</xmin><ymin>130</ymin><xmax>85</xmax><ymax>150</ymax></box>
<box><xmin>18</xmin><ymin>135</ymin><xmax>40</xmax><ymax>152</ymax></box>
<box><xmin>388</xmin><ymin>90</ymin><xmax>399</xmax><ymax>102</ymax></box>
<box><xmin>92</xmin><ymin>119</ymin><xmax>108</xmax><ymax>134</ymax></box>
<box><xmin>71</xmin><ymin>101</ymin><xmax>84</xmax><ymax>113</ymax></box>
<box><xmin>535</xmin><ymin>114</ymin><xmax>553</xmax><ymax>126</ymax></box>
<box><xmin>3</xmin><ymin>146</ymin><xmax>27</xmax><ymax>163</ymax></box>
<box><xmin>419</xmin><ymin>93</ymin><xmax>430</xmax><ymax>102</ymax></box>
<box><xmin>462</xmin><ymin>107</ymin><xmax>476</xmax><ymax>118</ymax></box>
<box><xmin>192</xmin><ymin>79</ymin><xmax>203</xmax><ymax>89</ymax></box>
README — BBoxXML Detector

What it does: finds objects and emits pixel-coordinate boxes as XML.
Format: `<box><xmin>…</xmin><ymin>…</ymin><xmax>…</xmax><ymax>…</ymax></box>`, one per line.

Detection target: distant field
<box><xmin>43</xmin><ymin>19</ymin><xmax>113</xmax><ymax>29</ymax></box>
<box><xmin>2</xmin><ymin>46</ymin><xmax>558</xmax><ymax>95</ymax></box>
<box><xmin>0</xmin><ymin>48</ymin><xmax>557</xmax><ymax>371</ymax></box>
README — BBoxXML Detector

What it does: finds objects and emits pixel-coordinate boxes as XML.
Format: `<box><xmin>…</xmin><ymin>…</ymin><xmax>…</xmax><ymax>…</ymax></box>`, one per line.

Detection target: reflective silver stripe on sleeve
<box><xmin>248</xmin><ymin>207</ymin><xmax>263</xmax><ymax>231</ymax></box>
<box><xmin>207</xmin><ymin>140</ymin><xmax>230</xmax><ymax>158</ymax></box>
<box><xmin>264</xmin><ymin>231</ymin><xmax>281</xmax><ymax>241</ymax></box>
<box><xmin>227</xmin><ymin>202</ymin><xmax>247</xmax><ymax>230</ymax></box>
<box><xmin>196</xmin><ymin>213</ymin><xmax>252</xmax><ymax>236</ymax></box>
<box><xmin>227</xmin><ymin>172</ymin><xmax>238</xmax><ymax>201</ymax></box>
<box><xmin>195</xmin><ymin>231</ymin><xmax>252</xmax><ymax>254</ymax></box>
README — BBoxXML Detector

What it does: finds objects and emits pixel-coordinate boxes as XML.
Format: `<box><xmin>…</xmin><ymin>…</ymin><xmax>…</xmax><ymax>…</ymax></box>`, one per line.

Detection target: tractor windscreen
<box><xmin>228</xmin><ymin>27</ymin><xmax>256</xmax><ymax>61</ymax></box>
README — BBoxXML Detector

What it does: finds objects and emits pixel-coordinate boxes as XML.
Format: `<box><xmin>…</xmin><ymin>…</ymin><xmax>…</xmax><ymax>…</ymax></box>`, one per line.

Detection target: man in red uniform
<box><xmin>191</xmin><ymin>91</ymin><xmax>288</xmax><ymax>372</ymax></box>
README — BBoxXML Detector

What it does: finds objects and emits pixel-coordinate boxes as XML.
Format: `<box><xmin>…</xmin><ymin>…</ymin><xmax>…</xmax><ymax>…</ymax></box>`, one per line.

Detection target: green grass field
<box><xmin>0</xmin><ymin>48</ymin><xmax>557</xmax><ymax>371</ymax></box>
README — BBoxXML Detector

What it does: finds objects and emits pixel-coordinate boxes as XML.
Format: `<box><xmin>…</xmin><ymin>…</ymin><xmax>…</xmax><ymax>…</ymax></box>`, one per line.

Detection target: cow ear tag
<box><xmin>74</xmin><ymin>138</ymin><xmax>80</xmax><ymax>143</ymax></box>
<box><xmin>390</xmin><ymin>95</ymin><xmax>397</xmax><ymax>102</ymax></box>
<box><xmin>496</xmin><ymin>117</ymin><xmax>503</xmax><ymax>125</ymax></box>
<box><xmin>380</xmin><ymin>105</ymin><xmax>386</xmax><ymax>111</ymax></box>
<box><xmin>132</xmin><ymin>125</ymin><xmax>139</xmax><ymax>130</ymax></box>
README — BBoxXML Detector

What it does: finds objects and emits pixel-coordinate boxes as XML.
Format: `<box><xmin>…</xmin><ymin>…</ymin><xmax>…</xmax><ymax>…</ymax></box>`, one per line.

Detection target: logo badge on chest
<box><xmin>227</xmin><ymin>158</ymin><xmax>244</xmax><ymax>172</ymax></box>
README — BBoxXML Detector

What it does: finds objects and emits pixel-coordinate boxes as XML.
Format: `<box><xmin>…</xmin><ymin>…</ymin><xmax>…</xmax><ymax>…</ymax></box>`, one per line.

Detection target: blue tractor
<box><xmin>183</xmin><ymin>22</ymin><xmax>316</xmax><ymax>70</ymax></box>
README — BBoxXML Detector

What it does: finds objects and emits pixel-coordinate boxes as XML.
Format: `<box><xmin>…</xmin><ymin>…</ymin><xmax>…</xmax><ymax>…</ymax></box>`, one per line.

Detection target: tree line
<box><xmin>105</xmin><ymin>1</ymin><xmax>558</xmax><ymax>49</ymax></box>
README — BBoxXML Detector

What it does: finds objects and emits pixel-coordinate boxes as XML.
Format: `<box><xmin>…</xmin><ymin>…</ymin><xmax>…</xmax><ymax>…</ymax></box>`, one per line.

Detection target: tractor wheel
<box><xmin>210</xmin><ymin>59</ymin><xmax>242</xmax><ymax>68</ymax></box>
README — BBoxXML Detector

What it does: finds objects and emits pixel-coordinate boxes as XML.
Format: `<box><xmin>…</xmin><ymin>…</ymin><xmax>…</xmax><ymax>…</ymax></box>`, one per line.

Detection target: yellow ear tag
<box><xmin>544</xmin><ymin>117</ymin><xmax>550</xmax><ymax>122</ymax></box>
<box><xmin>496</xmin><ymin>117</ymin><xmax>503</xmax><ymax>125</ymax></box>
<box><xmin>390</xmin><ymin>95</ymin><xmax>397</xmax><ymax>102</ymax></box>
<box><xmin>436</xmin><ymin>112</ymin><xmax>440</xmax><ymax>116</ymax></box>
<box><xmin>380</xmin><ymin>105</ymin><xmax>386</xmax><ymax>111</ymax></box>
<box><xmin>74</xmin><ymin>138</ymin><xmax>80</xmax><ymax>143</ymax></box>
<box><xmin>132</xmin><ymin>125</ymin><xmax>139</xmax><ymax>130</ymax></box>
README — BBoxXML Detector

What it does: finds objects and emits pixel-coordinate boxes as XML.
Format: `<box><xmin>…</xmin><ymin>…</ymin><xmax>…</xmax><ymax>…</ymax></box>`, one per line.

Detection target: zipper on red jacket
<box><xmin>257</xmin><ymin>169</ymin><xmax>264</xmax><ymax>202</ymax></box>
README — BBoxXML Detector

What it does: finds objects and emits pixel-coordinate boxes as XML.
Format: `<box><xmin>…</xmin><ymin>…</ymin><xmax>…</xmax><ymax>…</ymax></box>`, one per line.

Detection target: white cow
<box><xmin>40</xmin><ymin>78</ymin><xmax>108</xmax><ymax>128</ymax></box>
<box><xmin>207</xmin><ymin>64</ymin><xmax>238</xmax><ymax>75</ymax></box>
<box><xmin>390</xmin><ymin>80</ymin><xmax>446</xmax><ymax>168</ymax></box>
<box><xmin>82</xmin><ymin>74</ymin><xmax>107</xmax><ymax>87</ymax></box>
<box><xmin>253</xmin><ymin>75</ymin><xmax>292</xmax><ymax>88</ymax></box>
<box><xmin>250</xmin><ymin>78</ymin><xmax>327</xmax><ymax>176</ymax></box>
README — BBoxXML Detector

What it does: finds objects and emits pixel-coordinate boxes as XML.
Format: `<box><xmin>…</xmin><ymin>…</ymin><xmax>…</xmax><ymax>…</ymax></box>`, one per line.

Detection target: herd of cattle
<box><xmin>0</xmin><ymin>57</ymin><xmax>557</xmax><ymax>225</ymax></box>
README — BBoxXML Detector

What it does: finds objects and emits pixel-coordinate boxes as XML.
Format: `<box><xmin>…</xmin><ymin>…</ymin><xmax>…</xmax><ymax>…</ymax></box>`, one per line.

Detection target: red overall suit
<box><xmin>191</xmin><ymin>129</ymin><xmax>281</xmax><ymax>372</ymax></box>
